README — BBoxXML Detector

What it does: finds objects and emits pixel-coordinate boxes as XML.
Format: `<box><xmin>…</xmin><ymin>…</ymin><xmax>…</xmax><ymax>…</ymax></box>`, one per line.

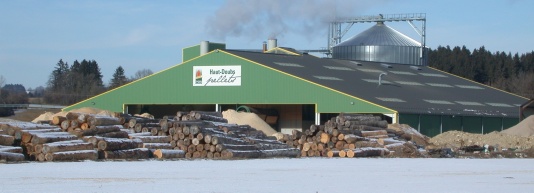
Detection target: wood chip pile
<box><xmin>1</xmin><ymin>111</ymin><xmax>299</xmax><ymax>162</ymax></box>
<box><xmin>277</xmin><ymin>113</ymin><xmax>429</xmax><ymax>158</ymax></box>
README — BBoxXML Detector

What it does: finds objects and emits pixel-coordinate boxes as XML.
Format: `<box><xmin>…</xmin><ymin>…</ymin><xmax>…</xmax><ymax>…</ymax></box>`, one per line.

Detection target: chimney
<box><xmin>262</xmin><ymin>41</ymin><xmax>267</xmax><ymax>52</ymax></box>
<box><xmin>267</xmin><ymin>38</ymin><xmax>277</xmax><ymax>50</ymax></box>
<box><xmin>200</xmin><ymin>40</ymin><xmax>209</xmax><ymax>55</ymax></box>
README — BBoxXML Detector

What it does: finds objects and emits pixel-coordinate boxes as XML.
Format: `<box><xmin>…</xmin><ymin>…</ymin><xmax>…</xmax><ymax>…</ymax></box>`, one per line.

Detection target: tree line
<box><xmin>428</xmin><ymin>46</ymin><xmax>534</xmax><ymax>99</ymax></box>
<box><xmin>44</xmin><ymin>59</ymin><xmax>153</xmax><ymax>105</ymax></box>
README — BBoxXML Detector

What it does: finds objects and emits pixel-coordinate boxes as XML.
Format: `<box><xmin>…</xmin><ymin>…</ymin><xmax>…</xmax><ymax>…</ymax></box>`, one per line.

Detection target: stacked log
<box><xmin>96</xmin><ymin>138</ymin><xmax>149</xmax><ymax>160</ymax></box>
<box><xmin>25</xmin><ymin>131</ymin><xmax>78</xmax><ymax>161</ymax></box>
<box><xmin>36</xmin><ymin>140</ymin><xmax>97</xmax><ymax>162</ymax></box>
<box><xmin>0</xmin><ymin>145</ymin><xmax>25</xmax><ymax>162</ymax></box>
<box><xmin>278</xmin><ymin>113</ymin><xmax>427</xmax><ymax>158</ymax></box>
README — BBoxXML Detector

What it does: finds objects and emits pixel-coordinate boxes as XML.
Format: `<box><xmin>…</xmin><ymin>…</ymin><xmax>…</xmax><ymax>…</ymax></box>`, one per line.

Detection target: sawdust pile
<box><xmin>31</xmin><ymin>107</ymin><xmax>118</xmax><ymax>123</ymax></box>
<box><xmin>222</xmin><ymin>109</ymin><xmax>277</xmax><ymax>136</ymax></box>
<box><xmin>31</xmin><ymin>112</ymin><xmax>56</xmax><ymax>123</ymax></box>
<box><xmin>501</xmin><ymin>115</ymin><xmax>534</xmax><ymax>137</ymax></box>
<box><xmin>430</xmin><ymin>130</ymin><xmax>534</xmax><ymax>150</ymax></box>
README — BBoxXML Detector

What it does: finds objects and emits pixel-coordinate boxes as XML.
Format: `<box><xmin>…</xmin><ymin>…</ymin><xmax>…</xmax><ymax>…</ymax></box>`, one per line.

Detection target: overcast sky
<box><xmin>1</xmin><ymin>0</ymin><xmax>532</xmax><ymax>90</ymax></box>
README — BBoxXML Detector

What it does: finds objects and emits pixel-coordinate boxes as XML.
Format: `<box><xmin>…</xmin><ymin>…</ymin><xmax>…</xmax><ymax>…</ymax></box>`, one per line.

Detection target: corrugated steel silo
<box><xmin>332</xmin><ymin>22</ymin><xmax>423</xmax><ymax>65</ymax></box>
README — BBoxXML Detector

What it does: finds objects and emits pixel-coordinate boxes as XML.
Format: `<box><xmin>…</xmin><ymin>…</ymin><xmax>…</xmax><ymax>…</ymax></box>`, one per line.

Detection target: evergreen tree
<box><xmin>110</xmin><ymin>66</ymin><xmax>129</xmax><ymax>89</ymax></box>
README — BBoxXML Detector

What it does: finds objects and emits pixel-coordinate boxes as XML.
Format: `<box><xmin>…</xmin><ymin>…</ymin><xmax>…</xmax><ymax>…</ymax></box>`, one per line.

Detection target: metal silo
<box><xmin>332</xmin><ymin>21</ymin><xmax>423</xmax><ymax>65</ymax></box>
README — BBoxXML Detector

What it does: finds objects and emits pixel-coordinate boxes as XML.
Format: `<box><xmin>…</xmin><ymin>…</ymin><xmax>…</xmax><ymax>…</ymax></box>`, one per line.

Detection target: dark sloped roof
<box><xmin>225</xmin><ymin>49</ymin><xmax>528</xmax><ymax>117</ymax></box>
<box><xmin>335</xmin><ymin>23</ymin><xmax>421</xmax><ymax>47</ymax></box>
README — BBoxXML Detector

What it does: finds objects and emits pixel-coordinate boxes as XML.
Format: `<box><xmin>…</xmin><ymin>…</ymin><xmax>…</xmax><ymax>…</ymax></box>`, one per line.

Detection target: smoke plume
<box><xmin>206</xmin><ymin>0</ymin><xmax>388</xmax><ymax>41</ymax></box>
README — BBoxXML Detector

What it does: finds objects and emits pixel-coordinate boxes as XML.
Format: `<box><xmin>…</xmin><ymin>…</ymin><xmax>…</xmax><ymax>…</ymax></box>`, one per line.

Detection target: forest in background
<box><xmin>428</xmin><ymin>46</ymin><xmax>534</xmax><ymax>99</ymax></box>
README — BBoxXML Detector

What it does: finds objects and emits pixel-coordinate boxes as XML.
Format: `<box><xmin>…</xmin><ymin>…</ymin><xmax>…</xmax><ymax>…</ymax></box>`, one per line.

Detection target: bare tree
<box><xmin>131</xmin><ymin>69</ymin><xmax>153</xmax><ymax>80</ymax></box>
<box><xmin>0</xmin><ymin>75</ymin><xmax>5</xmax><ymax>103</ymax></box>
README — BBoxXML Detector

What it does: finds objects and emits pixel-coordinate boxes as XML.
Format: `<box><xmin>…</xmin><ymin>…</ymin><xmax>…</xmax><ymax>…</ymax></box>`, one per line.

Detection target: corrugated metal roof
<box><xmin>335</xmin><ymin>23</ymin><xmax>421</xmax><ymax>47</ymax></box>
<box><xmin>225</xmin><ymin>49</ymin><xmax>528</xmax><ymax>117</ymax></box>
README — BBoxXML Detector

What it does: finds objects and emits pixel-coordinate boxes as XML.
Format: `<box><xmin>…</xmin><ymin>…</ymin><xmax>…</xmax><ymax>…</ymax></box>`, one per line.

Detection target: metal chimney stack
<box><xmin>200</xmin><ymin>41</ymin><xmax>209</xmax><ymax>55</ymax></box>
<box><xmin>267</xmin><ymin>38</ymin><xmax>277</xmax><ymax>50</ymax></box>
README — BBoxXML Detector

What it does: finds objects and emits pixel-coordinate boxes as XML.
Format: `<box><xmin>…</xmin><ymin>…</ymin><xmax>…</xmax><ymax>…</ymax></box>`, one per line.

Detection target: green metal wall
<box><xmin>65</xmin><ymin>50</ymin><xmax>394</xmax><ymax>115</ymax></box>
<box><xmin>399</xmin><ymin>113</ymin><xmax>520</xmax><ymax>137</ymax></box>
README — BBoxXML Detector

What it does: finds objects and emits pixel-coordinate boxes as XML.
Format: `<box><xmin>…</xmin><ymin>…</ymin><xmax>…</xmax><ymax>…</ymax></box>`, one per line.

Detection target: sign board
<box><xmin>193</xmin><ymin>66</ymin><xmax>241</xmax><ymax>86</ymax></box>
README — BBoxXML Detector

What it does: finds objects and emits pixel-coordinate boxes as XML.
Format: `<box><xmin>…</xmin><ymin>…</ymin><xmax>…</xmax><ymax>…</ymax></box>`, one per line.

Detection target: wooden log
<box><xmin>97</xmin><ymin>131</ymin><xmax>130</xmax><ymax>138</ymax></box>
<box><xmin>260</xmin><ymin>148</ymin><xmax>300</xmax><ymax>158</ymax></box>
<box><xmin>42</xmin><ymin>141</ymin><xmax>94</xmax><ymax>154</ymax></box>
<box><xmin>326</xmin><ymin>150</ymin><xmax>340</xmax><ymax>158</ymax></box>
<box><xmin>20</xmin><ymin>128</ymin><xmax>64</xmax><ymax>143</ymax></box>
<box><xmin>339</xmin><ymin>150</ymin><xmax>347</xmax><ymax>158</ymax></box>
<box><xmin>319</xmin><ymin>133</ymin><xmax>331</xmax><ymax>144</ymax></box>
<box><xmin>37</xmin><ymin>153</ymin><xmax>46</xmax><ymax>162</ymax></box>
<box><xmin>0</xmin><ymin>145</ymin><xmax>23</xmax><ymax>153</ymax></box>
<box><xmin>0</xmin><ymin>151</ymin><xmax>26</xmax><ymax>162</ymax></box>
<box><xmin>87</xmin><ymin>115</ymin><xmax>120</xmax><ymax>127</ymax></box>
<box><xmin>153</xmin><ymin>149</ymin><xmax>185</xmax><ymax>159</ymax></box>
<box><xmin>34</xmin><ymin>144</ymin><xmax>44</xmax><ymax>154</ymax></box>
<box><xmin>60</xmin><ymin>120</ymin><xmax>70</xmax><ymax>131</ymax></box>
<box><xmin>97</xmin><ymin>138</ymin><xmax>143</xmax><ymax>151</ymax></box>
<box><xmin>210</xmin><ymin>134</ymin><xmax>249</xmax><ymax>145</ymax></box>
<box><xmin>79</xmin><ymin>125</ymin><xmax>123</xmax><ymax>136</ymax></box>
<box><xmin>366</xmin><ymin>135</ymin><xmax>389</xmax><ymax>139</ymax></box>
<box><xmin>128</xmin><ymin>132</ymin><xmax>152</xmax><ymax>137</ymax></box>
<box><xmin>335</xmin><ymin>141</ymin><xmax>346</xmax><ymax>150</ymax></box>
<box><xmin>99</xmin><ymin>148</ymin><xmax>151</xmax><ymax>160</ymax></box>
<box><xmin>191</xmin><ymin>151</ymin><xmax>200</xmax><ymax>158</ymax></box>
<box><xmin>5</xmin><ymin>122</ymin><xmax>58</xmax><ymax>136</ymax></box>
<box><xmin>222</xmin><ymin>149</ymin><xmax>262</xmax><ymax>159</ymax></box>
<box><xmin>343</xmin><ymin>134</ymin><xmax>367</xmax><ymax>143</ymax></box>
<box><xmin>150</xmin><ymin>127</ymin><xmax>162</xmax><ymax>136</ymax></box>
<box><xmin>131</xmin><ymin>136</ymin><xmax>171</xmax><ymax>143</ymax></box>
<box><xmin>355</xmin><ymin>140</ymin><xmax>382</xmax><ymax>148</ymax></box>
<box><xmin>291</xmin><ymin>130</ymin><xmax>302</xmax><ymax>140</ymax></box>
<box><xmin>52</xmin><ymin>116</ymin><xmax>67</xmax><ymax>125</ymax></box>
<box><xmin>344</xmin><ymin>120</ymin><xmax>388</xmax><ymax>128</ymax></box>
<box><xmin>30</xmin><ymin>132</ymin><xmax>78</xmax><ymax>144</ymax></box>
<box><xmin>128</xmin><ymin>117</ymin><xmax>158</xmax><ymax>128</ymax></box>
<box><xmin>361</xmin><ymin>130</ymin><xmax>388</xmax><ymax>137</ymax></box>
<box><xmin>384</xmin><ymin>142</ymin><xmax>405</xmax><ymax>153</ymax></box>
<box><xmin>45</xmin><ymin>150</ymin><xmax>98</xmax><ymax>161</ymax></box>
<box><xmin>203</xmin><ymin>134</ymin><xmax>212</xmax><ymax>144</ymax></box>
<box><xmin>0</xmin><ymin>134</ymin><xmax>15</xmax><ymax>146</ymax></box>
<box><xmin>142</xmin><ymin>143</ymin><xmax>173</xmax><ymax>149</ymax></box>
<box><xmin>83</xmin><ymin>136</ymin><xmax>104</xmax><ymax>148</ymax></box>
<box><xmin>65</xmin><ymin>112</ymin><xmax>82</xmax><ymax>121</ymax></box>
<box><xmin>377</xmin><ymin>138</ymin><xmax>404</xmax><ymax>146</ymax></box>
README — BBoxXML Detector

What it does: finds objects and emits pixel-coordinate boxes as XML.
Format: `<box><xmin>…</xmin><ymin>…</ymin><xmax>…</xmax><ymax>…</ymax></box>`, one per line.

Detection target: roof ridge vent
<box><xmin>410</xmin><ymin>66</ymin><xmax>422</xmax><ymax>70</ymax></box>
<box><xmin>381</xmin><ymin>63</ymin><xmax>392</xmax><ymax>68</ymax></box>
<box><xmin>350</xmin><ymin>61</ymin><xmax>363</xmax><ymax>66</ymax></box>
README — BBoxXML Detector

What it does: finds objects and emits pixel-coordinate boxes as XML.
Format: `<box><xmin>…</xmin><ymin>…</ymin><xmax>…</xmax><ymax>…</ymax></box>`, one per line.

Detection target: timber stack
<box><xmin>2</xmin><ymin>110</ymin><xmax>300</xmax><ymax>162</ymax></box>
<box><xmin>277</xmin><ymin>113</ymin><xmax>428</xmax><ymax>158</ymax></box>
<box><xmin>154</xmin><ymin>111</ymin><xmax>298</xmax><ymax>159</ymax></box>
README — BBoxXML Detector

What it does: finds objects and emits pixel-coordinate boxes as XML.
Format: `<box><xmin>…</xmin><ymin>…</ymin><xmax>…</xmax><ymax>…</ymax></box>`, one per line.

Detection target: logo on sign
<box><xmin>195</xmin><ymin>69</ymin><xmax>202</xmax><ymax>84</ymax></box>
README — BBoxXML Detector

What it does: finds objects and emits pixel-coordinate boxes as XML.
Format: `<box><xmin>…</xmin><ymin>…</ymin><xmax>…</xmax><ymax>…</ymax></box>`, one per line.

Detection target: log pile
<box><xmin>277</xmin><ymin>113</ymin><xmax>427</xmax><ymax>158</ymax></box>
<box><xmin>155</xmin><ymin>111</ymin><xmax>298</xmax><ymax>159</ymax></box>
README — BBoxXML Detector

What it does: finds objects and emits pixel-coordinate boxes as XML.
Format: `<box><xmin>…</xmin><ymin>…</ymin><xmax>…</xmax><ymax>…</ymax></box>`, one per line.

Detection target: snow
<box><xmin>1</xmin><ymin>158</ymin><xmax>534</xmax><ymax>193</ymax></box>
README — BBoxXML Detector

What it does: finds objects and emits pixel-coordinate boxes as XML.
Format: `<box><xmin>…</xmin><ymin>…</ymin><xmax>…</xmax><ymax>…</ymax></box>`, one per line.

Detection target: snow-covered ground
<box><xmin>1</xmin><ymin>158</ymin><xmax>533</xmax><ymax>193</ymax></box>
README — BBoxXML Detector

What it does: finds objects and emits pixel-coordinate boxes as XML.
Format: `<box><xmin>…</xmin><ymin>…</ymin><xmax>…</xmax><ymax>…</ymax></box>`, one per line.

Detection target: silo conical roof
<box><xmin>335</xmin><ymin>22</ymin><xmax>421</xmax><ymax>47</ymax></box>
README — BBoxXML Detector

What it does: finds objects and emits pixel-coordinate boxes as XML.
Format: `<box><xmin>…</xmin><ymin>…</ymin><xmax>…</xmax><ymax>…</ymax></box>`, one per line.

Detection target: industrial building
<box><xmin>64</xmin><ymin>14</ymin><xmax>529</xmax><ymax>137</ymax></box>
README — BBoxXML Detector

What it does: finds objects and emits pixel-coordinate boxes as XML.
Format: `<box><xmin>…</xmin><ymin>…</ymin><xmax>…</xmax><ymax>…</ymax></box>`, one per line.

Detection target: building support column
<box><xmin>315</xmin><ymin>113</ymin><xmax>321</xmax><ymax>125</ymax></box>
